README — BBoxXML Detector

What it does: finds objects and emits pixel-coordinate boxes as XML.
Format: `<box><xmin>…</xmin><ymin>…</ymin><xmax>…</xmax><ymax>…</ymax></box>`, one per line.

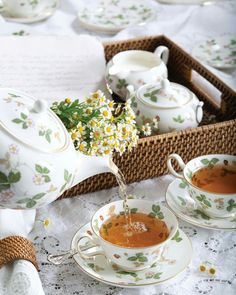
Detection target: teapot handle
<box><xmin>154</xmin><ymin>46</ymin><xmax>169</xmax><ymax>65</ymax></box>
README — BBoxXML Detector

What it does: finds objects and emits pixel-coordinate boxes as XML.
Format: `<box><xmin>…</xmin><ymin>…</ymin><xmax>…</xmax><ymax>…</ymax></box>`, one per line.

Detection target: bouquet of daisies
<box><xmin>51</xmin><ymin>91</ymin><xmax>139</xmax><ymax>157</ymax></box>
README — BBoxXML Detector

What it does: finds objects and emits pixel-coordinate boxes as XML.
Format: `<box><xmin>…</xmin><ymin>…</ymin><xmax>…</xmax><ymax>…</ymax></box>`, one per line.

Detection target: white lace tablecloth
<box><xmin>30</xmin><ymin>175</ymin><xmax>236</xmax><ymax>295</ymax></box>
<box><xmin>0</xmin><ymin>1</ymin><xmax>236</xmax><ymax>294</ymax></box>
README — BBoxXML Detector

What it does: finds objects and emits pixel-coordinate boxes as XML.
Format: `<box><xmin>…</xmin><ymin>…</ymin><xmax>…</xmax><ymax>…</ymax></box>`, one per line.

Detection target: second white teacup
<box><xmin>0</xmin><ymin>0</ymin><xmax>55</xmax><ymax>18</ymax></box>
<box><xmin>77</xmin><ymin>199</ymin><xmax>178</xmax><ymax>271</ymax></box>
<box><xmin>167</xmin><ymin>153</ymin><xmax>236</xmax><ymax>218</ymax></box>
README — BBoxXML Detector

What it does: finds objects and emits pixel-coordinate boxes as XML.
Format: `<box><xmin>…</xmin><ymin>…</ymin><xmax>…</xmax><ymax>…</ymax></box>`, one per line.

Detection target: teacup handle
<box><xmin>77</xmin><ymin>235</ymin><xmax>106</xmax><ymax>260</ymax></box>
<box><xmin>154</xmin><ymin>46</ymin><xmax>169</xmax><ymax>65</ymax></box>
<box><xmin>167</xmin><ymin>153</ymin><xmax>186</xmax><ymax>179</ymax></box>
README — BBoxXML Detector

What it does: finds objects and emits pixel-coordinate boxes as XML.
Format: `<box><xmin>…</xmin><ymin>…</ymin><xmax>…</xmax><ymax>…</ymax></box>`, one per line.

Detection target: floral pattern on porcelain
<box><xmin>166</xmin><ymin>178</ymin><xmax>236</xmax><ymax>230</ymax></box>
<box><xmin>72</xmin><ymin>223</ymin><xmax>192</xmax><ymax>287</ymax></box>
<box><xmin>0</xmin><ymin>143</ymin><xmax>76</xmax><ymax>209</ymax></box>
<box><xmin>85</xmin><ymin>200</ymin><xmax>178</xmax><ymax>271</ymax></box>
<box><xmin>169</xmin><ymin>154</ymin><xmax>236</xmax><ymax>218</ymax></box>
<box><xmin>78</xmin><ymin>0</ymin><xmax>157</xmax><ymax>33</ymax></box>
<box><xmin>3</xmin><ymin>92</ymin><xmax>64</xmax><ymax>149</ymax></box>
<box><xmin>128</xmin><ymin>81</ymin><xmax>204</xmax><ymax>134</ymax></box>
<box><xmin>193</xmin><ymin>35</ymin><xmax>236</xmax><ymax>69</ymax></box>
<box><xmin>105</xmin><ymin>47</ymin><xmax>168</xmax><ymax>99</ymax></box>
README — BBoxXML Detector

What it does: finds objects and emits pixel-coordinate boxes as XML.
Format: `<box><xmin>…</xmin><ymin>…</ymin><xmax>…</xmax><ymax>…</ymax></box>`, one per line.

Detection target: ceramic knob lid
<box><xmin>0</xmin><ymin>89</ymin><xmax>68</xmax><ymax>153</ymax></box>
<box><xmin>137</xmin><ymin>79</ymin><xmax>193</xmax><ymax>108</ymax></box>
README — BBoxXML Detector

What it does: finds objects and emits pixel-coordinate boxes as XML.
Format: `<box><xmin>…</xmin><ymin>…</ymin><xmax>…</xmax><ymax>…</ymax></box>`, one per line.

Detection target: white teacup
<box><xmin>77</xmin><ymin>199</ymin><xmax>178</xmax><ymax>271</ymax></box>
<box><xmin>167</xmin><ymin>153</ymin><xmax>236</xmax><ymax>218</ymax></box>
<box><xmin>0</xmin><ymin>0</ymin><xmax>55</xmax><ymax>18</ymax></box>
<box><xmin>105</xmin><ymin>46</ymin><xmax>169</xmax><ymax>99</ymax></box>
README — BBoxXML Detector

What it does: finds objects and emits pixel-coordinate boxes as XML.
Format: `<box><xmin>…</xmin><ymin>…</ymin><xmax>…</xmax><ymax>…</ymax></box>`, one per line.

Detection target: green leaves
<box><xmin>12</xmin><ymin>118</ymin><xmax>23</xmax><ymax>124</ymax></box>
<box><xmin>116</xmin><ymin>79</ymin><xmax>128</xmax><ymax>90</ymax></box>
<box><xmin>148</xmin><ymin>204</ymin><xmax>164</xmax><ymax>219</ymax></box>
<box><xmin>144</xmin><ymin>89</ymin><xmax>159</xmax><ymax>102</ymax></box>
<box><xmin>179</xmin><ymin>179</ymin><xmax>188</xmax><ymax>189</ymax></box>
<box><xmin>130</xmin><ymin>208</ymin><xmax>138</xmax><ymax>214</ymax></box>
<box><xmin>127</xmin><ymin>252</ymin><xmax>148</xmax><ymax>262</ymax></box>
<box><xmin>178</xmin><ymin>196</ymin><xmax>187</xmax><ymax>206</ymax></box>
<box><xmin>12</xmin><ymin>113</ymin><xmax>30</xmax><ymax>129</ymax></box>
<box><xmin>0</xmin><ymin>171</ymin><xmax>10</xmax><ymax>191</ymax></box>
<box><xmin>196</xmin><ymin>194</ymin><xmax>212</xmax><ymax>208</ymax></box>
<box><xmin>116</xmin><ymin>270</ymin><xmax>138</xmax><ymax>278</ymax></box>
<box><xmin>173</xmin><ymin>115</ymin><xmax>185</xmax><ymax>123</ymax></box>
<box><xmin>200</xmin><ymin>158</ymin><xmax>219</xmax><ymax>168</ymax></box>
<box><xmin>8</xmin><ymin>171</ymin><xmax>21</xmax><ymax>183</ymax></box>
<box><xmin>17</xmin><ymin>193</ymin><xmax>45</xmax><ymax>208</ymax></box>
<box><xmin>0</xmin><ymin>170</ymin><xmax>21</xmax><ymax>192</ymax></box>
<box><xmin>171</xmin><ymin>230</ymin><xmax>182</xmax><ymax>242</ymax></box>
<box><xmin>194</xmin><ymin>209</ymin><xmax>210</xmax><ymax>220</ymax></box>
<box><xmin>227</xmin><ymin>199</ymin><xmax>236</xmax><ymax>212</ymax></box>
<box><xmin>35</xmin><ymin>164</ymin><xmax>51</xmax><ymax>183</ymax></box>
<box><xmin>60</xmin><ymin>169</ymin><xmax>73</xmax><ymax>193</ymax></box>
<box><xmin>38</xmin><ymin>128</ymin><xmax>52</xmax><ymax>143</ymax></box>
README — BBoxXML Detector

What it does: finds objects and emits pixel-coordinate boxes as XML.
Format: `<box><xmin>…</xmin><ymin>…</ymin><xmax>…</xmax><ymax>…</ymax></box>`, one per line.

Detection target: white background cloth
<box><xmin>0</xmin><ymin>0</ymin><xmax>236</xmax><ymax>295</ymax></box>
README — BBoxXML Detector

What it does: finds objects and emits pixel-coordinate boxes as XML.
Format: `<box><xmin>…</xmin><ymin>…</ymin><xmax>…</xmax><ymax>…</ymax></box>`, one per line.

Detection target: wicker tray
<box><xmin>60</xmin><ymin>35</ymin><xmax>236</xmax><ymax>199</ymax></box>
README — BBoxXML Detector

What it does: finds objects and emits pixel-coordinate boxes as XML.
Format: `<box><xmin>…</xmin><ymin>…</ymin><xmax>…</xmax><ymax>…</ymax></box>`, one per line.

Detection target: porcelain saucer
<box><xmin>192</xmin><ymin>35</ymin><xmax>236</xmax><ymax>69</ymax></box>
<box><xmin>78</xmin><ymin>0</ymin><xmax>157</xmax><ymax>34</ymax></box>
<box><xmin>71</xmin><ymin>222</ymin><xmax>192</xmax><ymax>288</ymax></box>
<box><xmin>1</xmin><ymin>0</ymin><xmax>59</xmax><ymax>24</ymax></box>
<box><xmin>166</xmin><ymin>179</ymin><xmax>236</xmax><ymax>230</ymax></box>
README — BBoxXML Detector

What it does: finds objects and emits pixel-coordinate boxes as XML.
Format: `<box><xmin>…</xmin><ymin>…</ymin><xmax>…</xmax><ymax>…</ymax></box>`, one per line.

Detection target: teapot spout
<box><xmin>71</xmin><ymin>152</ymin><xmax>118</xmax><ymax>187</ymax></box>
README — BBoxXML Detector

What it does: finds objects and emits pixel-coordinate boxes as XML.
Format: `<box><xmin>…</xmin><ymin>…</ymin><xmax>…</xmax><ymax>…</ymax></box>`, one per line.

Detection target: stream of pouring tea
<box><xmin>109</xmin><ymin>159</ymin><xmax>131</xmax><ymax>215</ymax></box>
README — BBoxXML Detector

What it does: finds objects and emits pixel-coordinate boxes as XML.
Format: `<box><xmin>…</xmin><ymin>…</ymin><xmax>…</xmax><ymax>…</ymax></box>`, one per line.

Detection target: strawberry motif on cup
<box><xmin>113</xmin><ymin>254</ymin><xmax>121</xmax><ymax>259</ymax></box>
<box><xmin>99</xmin><ymin>215</ymin><xmax>104</xmax><ymax>221</ymax></box>
<box><xmin>87</xmin><ymin>230</ymin><xmax>92</xmax><ymax>236</ymax></box>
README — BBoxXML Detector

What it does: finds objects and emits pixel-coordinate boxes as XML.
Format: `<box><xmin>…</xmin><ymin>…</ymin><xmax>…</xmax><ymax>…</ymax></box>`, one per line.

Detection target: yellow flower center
<box><xmin>78</xmin><ymin>126</ymin><xmax>84</xmax><ymax>133</ymax></box>
<box><xmin>102</xmin><ymin>110</ymin><xmax>109</xmax><ymax>117</ymax></box>
<box><xmin>199</xmin><ymin>265</ymin><xmax>206</xmax><ymax>272</ymax></box>
<box><xmin>86</xmin><ymin>98</ymin><xmax>93</xmax><ymax>104</ymax></box>
<box><xmin>108</xmin><ymin>101</ymin><xmax>113</xmax><ymax>108</ymax></box>
<box><xmin>104</xmin><ymin>149</ymin><xmax>110</xmax><ymax>155</ymax></box>
<box><xmin>106</xmin><ymin>126</ymin><xmax>112</xmax><ymax>133</ymax></box>
<box><xmin>65</xmin><ymin>98</ymin><xmax>71</xmax><ymax>104</ymax></box>
<box><xmin>93</xmin><ymin>131</ymin><xmax>100</xmax><ymax>139</ymax></box>
<box><xmin>71</xmin><ymin>132</ymin><xmax>77</xmax><ymax>140</ymax></box>
<box><xmin>92</xmin><ymin>92</ymin><xmax>99</xmax><ymax>99</ymax></box>
<box><xmin>79</xmin><ymin>143</ymin><xmax>85</xmax><ymax>151</ymax></box>
<box><xmin>86</xmin><ymin>108</ymin><xmax>92</xmax><ymax>114</ymax></box>
<box><xmin>209</xmin><ymin>268</ymin><xmax>216</xmax><ymax>275</ymax></box>
<box><xmin>43</xmin><ymin>218</ymin><xmax>51</xmax><ymax>227</ymax></box>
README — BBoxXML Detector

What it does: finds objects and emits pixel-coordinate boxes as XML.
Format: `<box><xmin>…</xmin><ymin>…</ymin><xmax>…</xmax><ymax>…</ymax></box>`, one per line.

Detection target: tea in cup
<box><xmin>77</xmin><ymin>199</ymin><xmax>178</xmax><ymax>271</ymax></box>
<box><xmin>0</xmin><ymin>0</ymin><xmax>56</xmax><ymax>18</ymax></box>
<box><xmin>167</xmin><ymin>153</ymin><xmax>236</xmax><ymax>218</ymax></box>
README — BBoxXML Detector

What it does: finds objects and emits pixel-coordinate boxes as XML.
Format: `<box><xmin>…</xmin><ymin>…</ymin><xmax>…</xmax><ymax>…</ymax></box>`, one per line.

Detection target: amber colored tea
<box><xmin>99</xmin><ymin>212</ymin><xmax>169</xmax><ymax>248</ymax></box>
<box><xmin>191</xmin><ymin>164</ymin><xmax>236</xmax><ymax>194</ymax></box>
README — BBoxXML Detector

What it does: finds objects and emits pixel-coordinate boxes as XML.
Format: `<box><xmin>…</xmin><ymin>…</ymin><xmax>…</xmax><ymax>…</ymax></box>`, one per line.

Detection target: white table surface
<box><xmin>1</xmin><ymin>1</ymin><xmax>236</xmax><ymax>294</ymax></box>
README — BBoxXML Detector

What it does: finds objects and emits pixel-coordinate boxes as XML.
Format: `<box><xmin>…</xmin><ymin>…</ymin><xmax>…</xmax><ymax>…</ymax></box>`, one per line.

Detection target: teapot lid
<box><xmin>137</xmin><ymin>79</ymin><xmax>193</xmax><ymax>108</ymax></box>
<box><xmin>0</xmin><ymin>89</ymin><xmax>69</xmax><ymax>153</ymax></box>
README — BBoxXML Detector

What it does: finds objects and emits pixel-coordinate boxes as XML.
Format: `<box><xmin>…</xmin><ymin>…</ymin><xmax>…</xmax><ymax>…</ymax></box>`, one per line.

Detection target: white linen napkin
<box><xmin>0</xmin><ymin>209</ymin><xmax>45</xmax><ymax>295</ymax></box>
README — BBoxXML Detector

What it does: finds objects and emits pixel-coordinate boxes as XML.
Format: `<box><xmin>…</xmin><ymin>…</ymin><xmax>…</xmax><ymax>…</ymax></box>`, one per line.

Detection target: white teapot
<box><xmin>0</xmin><ymin>89</ymin><xmax>114</xmax><ymax>209</ymax></box>
<box><xmin>127</xmin><ymin>79</ymin><xmax>204</xmax><ymax>134</ymax></box>
<box><xmin>105</xmin><ymin>46</ymin><xmax>169</xmax><ymax>99</ymax></box>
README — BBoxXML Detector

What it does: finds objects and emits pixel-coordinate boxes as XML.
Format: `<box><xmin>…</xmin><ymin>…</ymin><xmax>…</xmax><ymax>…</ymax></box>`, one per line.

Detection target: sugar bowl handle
<box><xmin>167</xmin><ymin>154</ymin><xmax>186</xmax><ymax>179</ymax></box>
<box><xmin>154</xmin><ymin>46</ymin><xmax>169</xmax><ymax>64</ymax></box>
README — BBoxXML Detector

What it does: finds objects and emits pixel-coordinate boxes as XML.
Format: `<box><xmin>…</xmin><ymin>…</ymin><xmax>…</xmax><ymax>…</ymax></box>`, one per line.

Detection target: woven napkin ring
<box><xmin>0</xmin><ymin>236</ymin><xmax>39</xmax><ymax>271</ymax></box>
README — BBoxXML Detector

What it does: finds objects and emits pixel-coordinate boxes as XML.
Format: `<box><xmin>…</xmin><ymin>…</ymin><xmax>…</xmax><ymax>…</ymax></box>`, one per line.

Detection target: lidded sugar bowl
<box><xmin>127</xmin><ymin>79</ymin><xmax>204</xmax><ymax>134</ymax></box>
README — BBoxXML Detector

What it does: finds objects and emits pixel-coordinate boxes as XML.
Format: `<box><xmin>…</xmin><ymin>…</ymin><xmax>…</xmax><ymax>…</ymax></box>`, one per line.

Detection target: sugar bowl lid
<box><xmin>137</xmin><ymin>79</ymin><xmax>194</xmax><ymax>108</ymax></box>
<box><xmin>0</xmin><ymin>89</ymin><xmax>69</xmax><ymax>153</ymax></box>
